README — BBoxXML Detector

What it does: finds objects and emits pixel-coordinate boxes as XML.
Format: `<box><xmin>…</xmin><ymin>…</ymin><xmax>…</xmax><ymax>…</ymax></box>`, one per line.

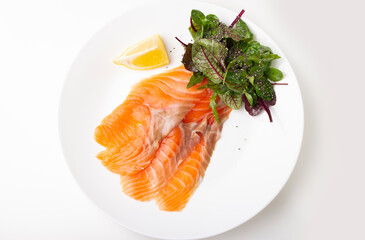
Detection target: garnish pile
<box><xmin>176</xmin><ymin>9</ymin><xmax>286</xmax><ymax>122</ymax></box>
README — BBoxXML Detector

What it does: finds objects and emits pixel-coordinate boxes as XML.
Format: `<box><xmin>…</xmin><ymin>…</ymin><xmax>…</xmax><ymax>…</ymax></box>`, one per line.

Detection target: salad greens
<box><xmin>176</xmin><ymin>9</ymin><xmax>285</xmax><ymax>122</ymax></box>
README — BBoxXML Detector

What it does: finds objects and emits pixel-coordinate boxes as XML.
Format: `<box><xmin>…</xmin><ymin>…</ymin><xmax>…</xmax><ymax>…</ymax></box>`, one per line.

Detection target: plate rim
<box><xmin>58</xmin><ymin>1</ymin><xmax>304</xmax><ymax>239</ymax></box>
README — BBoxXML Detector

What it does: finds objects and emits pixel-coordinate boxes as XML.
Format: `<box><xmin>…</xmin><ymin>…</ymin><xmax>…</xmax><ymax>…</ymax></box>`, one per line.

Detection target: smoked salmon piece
<box><xmin>94</xmin><ymin>65</ymin><xmax>231</xmax><ymax>211</ymax></box>
<box><xmin>155</xmin><ymin>107</ymin><xmax>231</xmax><ymax>211</ymax></box>
<box><xmin>94</xmin><ymin>66</ymin><xmax>210</xmax><ymax>175</ymax></box>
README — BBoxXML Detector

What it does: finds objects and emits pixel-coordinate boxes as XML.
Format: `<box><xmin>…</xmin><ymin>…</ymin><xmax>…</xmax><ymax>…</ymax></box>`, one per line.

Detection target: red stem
<box><xmin>260</xmin><ymin>99</ymin><xmax>273</xmax><ymax>122</ymax></box>
<box><xmin>229</xmin><ymin>9</ymin><xmax>245</xmax><ymax>28</ymax></box>
<box><xmin>190</xmin><ymin>16</ymin><xmax>197</xmax><ymax>32</ymax></box>
<box><xmin>175</xmin><ymin>37</ymin><xmax>187</xmax><ymax>47</ymax></box>
<box><xmin>272</xmin><ymin>83</ymin><xmax>288</xmax><ymax>85</ymax></box>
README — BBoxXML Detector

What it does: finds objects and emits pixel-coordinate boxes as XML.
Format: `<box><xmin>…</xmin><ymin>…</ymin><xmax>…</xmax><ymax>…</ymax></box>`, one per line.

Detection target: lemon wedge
<box><xmin>113</xmin><ymin>34</ymin><xmax>170</xmax><ymax>70</ymax></box>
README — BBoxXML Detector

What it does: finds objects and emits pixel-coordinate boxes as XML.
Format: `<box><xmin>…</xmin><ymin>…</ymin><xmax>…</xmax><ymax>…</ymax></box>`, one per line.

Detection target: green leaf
<box><xmin>192</xmin><ymin>39</ymin><xmax>228</xmax><ymax>84</ymax></box>
<box><xmin>191</xmin><ymin>10</ymin><xmax>205</xmax><ymax>25</ymax></box>
<box><xmin>244</xmin><ymin>86</ymin><xmax>258</xmax><ymax>106</ymax></box>
<box><xmin>248</xmin><ymin>76</ymin><xmax>254</xmax><ymax>85</ymax></box>
<box><xmin>189</xmin><ymin>26</ymin><xmax>204</xmax><ymax>41</ymax></box>
<box><xmin>246</xmin><ymin>41</ymin><xmax>261</xmax><ymax>56</ymax></box>
<box><xmin>247</xmin><ymin>54</ymin><xmax>280</xmax><ymax>63</ymax></box>
<box><xmin>206</xmin><ymin>14</ymin><xmax>219</xmax><ymax>22</ymax></box>
<box><xmin>207</xmin><ymin>20</ymin><xmax>252</xmax><ymax>42</ymax></box>
<box><xmin>224</xmin><ymin>69</ymin><xmax>248</xmax><ymax>94</ymax></box>
<box><xmin>189</xmin><ymin>26</ymin><xmax>196</xmax><ymax>39</ymax></box>
<box><xmin>265</xmin><ymin>68</ymin><xmax>283</xmax><ymax>81</ymax></box>
<box><xmin>195</xmin><ymin>27</ymin><xmax>204</xmax><ymax>41</ymax></box>
<box><xmin>233</xmin><ymin>19</ymin><xmax>253</xmax><ymax>40</ymax></box>
<box><xmin>227</xmin><ymin>41</ymin><xmax>249</xmax><ymax>62</ymax></box>
<box><xmin>219</xmin><ymin>90</ymin><xmax>242</xmax><ymax>110</ymax></box>
<box><xmin>209</xmin><ymin>92</ymin><xmax>220</xmax><ymax>123</ymax></box>
<box><xmin>187</xmin><ymin>72</ymin><xmax>205</xmax><ymax>88</ymax></box>
<box><xmin>253</xmin><ymin>77</ymin><xmax>275</xmax><ymax>101</ymax></box>
<box><xmin>244</xmin><ymin>91</ymin><xmax>254</xmax><ymax>106</ymax></box>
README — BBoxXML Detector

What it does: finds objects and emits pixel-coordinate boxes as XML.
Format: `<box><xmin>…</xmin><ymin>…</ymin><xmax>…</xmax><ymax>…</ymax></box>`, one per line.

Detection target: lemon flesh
<box><xmin>113</xmin><ymin>34</ymin><xmax>170</xmax><ymax>70</ymax></box>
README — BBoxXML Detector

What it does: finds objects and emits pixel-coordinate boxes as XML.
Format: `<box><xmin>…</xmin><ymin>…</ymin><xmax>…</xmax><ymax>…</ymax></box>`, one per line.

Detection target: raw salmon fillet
<box><xmin>95</xmin><ymin>65</ymin><xmax>231</xmax><ymax>211</ymax></box>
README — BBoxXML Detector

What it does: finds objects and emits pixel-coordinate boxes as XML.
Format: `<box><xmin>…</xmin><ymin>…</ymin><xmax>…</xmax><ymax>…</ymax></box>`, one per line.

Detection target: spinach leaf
<box><xmin>191</xmin><ymin>10</ymin><xmax>205</xmax><ymax>25</ymax></box>
<box><xmin>224</xmin><ymin>69</ymin><xmax>248</xmax><ymax>94</ymax></box>
<box><xmin>199</xmin><ymin>80</ymin><xmax>229</xmax><ymax>93</ymax></box>
<box><xmin>219</xmin><ymin>90</ymin><xmax>242</xmax><ymax>110</ymax></box>
<box><xmin>192</xmin><ymin>39</ymin><xmax>228</xmax><ymax>84</ymax></box>
<box><xmin>233</xmin><ymin>19</ymin><xmax>253</xmax><ymax>41</ymax></box>
<box><xmin>227</xmin><ymin>40</ymin><xmax>249</xmax><ymax>63</ymax></box>
<box><xmin>206</xmin><ymin>14</ymin><xmax>219</xmax><ymax>22</ymax></box>
<box><xmin>265</xmin><ymin>67</ymin><xmax>283</xmax><ymax>81</ymax></box>
<box><xmin>253</xmin><ymin>77</ymin><xmax>275</xmax><ymax>101</ymax></box>
<box><xmin>206</xmin><ymin>22</ymin><xmax>251</xmax><ymax>42</ymax></box>
<box><xmin>243</xmin><ymin>86</ymin><xmax>258</xmax><ymax>106</ymax></box>
<box><xmin>187</xmin><ymin>72</ymin><xmax>205</xmax><ymax>88</ymax></box>
<box><xmin>209</xmin><ymin>92</ymin><xmax>220</xmax><ymax>123</ymax></box>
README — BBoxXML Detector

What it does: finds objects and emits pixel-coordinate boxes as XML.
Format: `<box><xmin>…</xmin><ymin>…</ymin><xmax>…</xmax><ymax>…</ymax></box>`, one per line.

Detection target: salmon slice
<box><xmin>119</xmin><ymin>90</ymin><xmax>230</xmax><ymax>203</ymax></box>
<box><xmin>120</xmin><ymin>126</ymin><xmax>183</xmax><ymax>201</ymax></box>
<box><xmin>95</xmin><ymin>65</ymin><xmax>232</xmax><ymax>211</ymax></box>
<box><xmin>94</xmin><ymin>66</ymin><xmax>211</xmax><ymax>175</ymax></box>
<box><xmin>155</xmin><ymin>107</ymin><xmax>231</xmax><ymax>211</ymax></box>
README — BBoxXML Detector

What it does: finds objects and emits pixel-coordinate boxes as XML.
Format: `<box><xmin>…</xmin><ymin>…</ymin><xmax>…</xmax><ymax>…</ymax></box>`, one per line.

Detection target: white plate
<box><xmin>59</xmin><ymin>1</ymin><xmax>304</xmax><ymax>239</ymax></box>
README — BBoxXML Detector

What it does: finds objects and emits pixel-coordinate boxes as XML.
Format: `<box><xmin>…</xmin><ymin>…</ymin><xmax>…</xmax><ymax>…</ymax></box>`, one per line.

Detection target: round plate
<box><xmin>59</xmin><ymin>1</ymin><xmax>304</xmax><ymax>239</ymax></box>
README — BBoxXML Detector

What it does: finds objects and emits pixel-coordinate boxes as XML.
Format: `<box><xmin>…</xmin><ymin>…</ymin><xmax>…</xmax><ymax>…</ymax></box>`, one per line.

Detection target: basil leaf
<box><xmin>192</xmin><ymin>39</ymin><xmax>228</xmax><ymax>84</ymax></box>
<box><xmin>187</xmin><ymin>72</ymin><xmax>205</xmax><ymax>88</ymax></box>
<box><xmin>219</xmin><ymin>90</ymin><xmax>242</xmax><ymax>110</ymax></box>
<box><xmin>209</xmin><ymin>92</ymin><xmax>220</xmax><ymax>123</ymax></box>
<box><xmin>265</xmin><ymin>67</ymin><xmax>283</xmax><ymax>81</ymax></box>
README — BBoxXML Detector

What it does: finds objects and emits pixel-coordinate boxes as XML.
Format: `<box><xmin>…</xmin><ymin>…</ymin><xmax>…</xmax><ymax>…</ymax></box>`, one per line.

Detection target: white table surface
<box><xmin>1</xmin><ymin>0</ymin><xmax>364</xmax><ymax>239</ymax></box>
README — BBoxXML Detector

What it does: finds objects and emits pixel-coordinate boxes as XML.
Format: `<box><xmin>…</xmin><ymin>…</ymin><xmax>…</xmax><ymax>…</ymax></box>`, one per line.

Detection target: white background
<box><xmin>0</xmin><ymin>0</ymin><xmax>364</xmax><ymax>239</ymax></box>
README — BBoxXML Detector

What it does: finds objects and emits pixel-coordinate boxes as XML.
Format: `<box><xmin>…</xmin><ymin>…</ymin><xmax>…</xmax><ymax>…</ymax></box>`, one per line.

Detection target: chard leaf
<box><xmin>265</xmin><ymin>67</ymin><xmax>283</xmax><ymax>81</ymax></box>
<box><xmin>187</xmin><ymin>72</ymin><xmax>205</xmax><ymax>88</ymax></box>
<box><xmin>192</xmin><ymin>39</ymin><xmax>228</xmax><ymax>84</ymax></box>
<box><xmin>209</xmin><ymin>92</ymin><xmax>220</xmax><ymax>123</ymax></box>
<box><xmin>182</xmin><ymin>43</ymin><xmax>198</xmax><ymax>72</ymax></box>
<box><xmin>219</xmin><ymin>90</ymin><xmax>242</xmax><ymax>110</ymax></box>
